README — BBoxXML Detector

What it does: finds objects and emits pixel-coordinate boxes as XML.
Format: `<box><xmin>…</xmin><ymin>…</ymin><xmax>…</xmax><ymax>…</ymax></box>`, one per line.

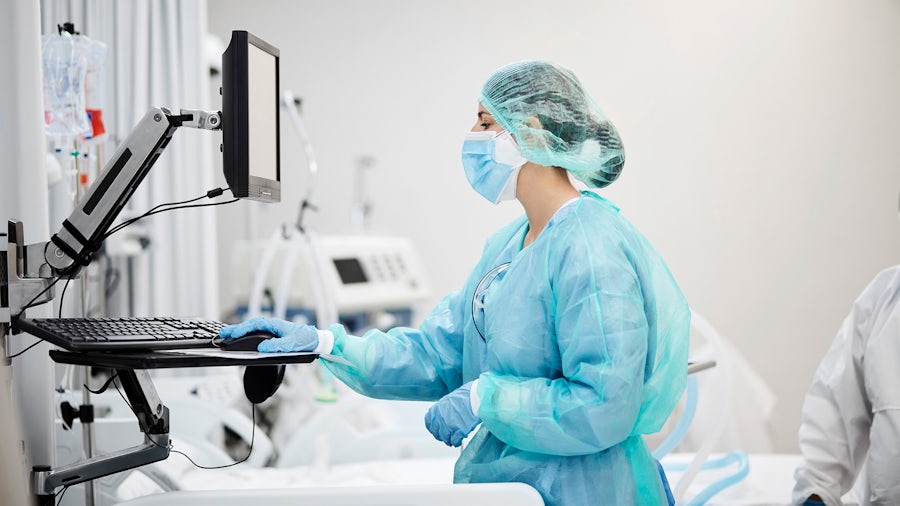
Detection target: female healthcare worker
<box><xmin>221</xmin><ymin>60</ymin><xmax>691</xmax><ymax>506</ymax></box>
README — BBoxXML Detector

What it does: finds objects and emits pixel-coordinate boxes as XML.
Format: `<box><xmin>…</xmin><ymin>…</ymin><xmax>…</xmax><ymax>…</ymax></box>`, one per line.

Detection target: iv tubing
<box><xmin>672</xmin><ymin>311</ymin><xmax>737</xmax><ymax>503</ymax></box>
<box><xmin>653</xmin><ymin>375</ymin><xmax>699</xmax><ymax>460</ymax></box>
<box><xmin>685</xmin><ymin>451</ymin><xmax>750</xmax><ymax>506</ymax></box>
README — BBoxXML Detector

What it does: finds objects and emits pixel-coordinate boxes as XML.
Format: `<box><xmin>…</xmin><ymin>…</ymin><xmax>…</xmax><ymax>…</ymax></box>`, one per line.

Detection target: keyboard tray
<box><xmin>13</xmin><ymin>317</ymin><xmax>226</xmax><ymax>352</ymax></box>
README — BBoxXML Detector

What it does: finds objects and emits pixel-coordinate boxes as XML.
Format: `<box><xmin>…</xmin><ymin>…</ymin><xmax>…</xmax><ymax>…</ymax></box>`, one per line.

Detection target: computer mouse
<box><xmin>216</xmin><ymin>331</ymin><xmax>279</xmax><ymax>351</ymax></box>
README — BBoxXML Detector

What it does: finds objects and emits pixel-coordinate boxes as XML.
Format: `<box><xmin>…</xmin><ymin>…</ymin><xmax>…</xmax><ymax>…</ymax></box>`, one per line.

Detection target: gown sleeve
<box><xmin>320</xmin><ymin>288</ymin><xmax>469</xmax><ymax>401</ymax></box>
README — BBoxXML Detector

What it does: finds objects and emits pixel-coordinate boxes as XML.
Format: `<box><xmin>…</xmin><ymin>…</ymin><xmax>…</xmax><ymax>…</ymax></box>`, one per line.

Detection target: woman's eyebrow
<box><xmin>477</xmin><ymin>111</ymin><xmax>493</xmax><ymax>119</ymax></box>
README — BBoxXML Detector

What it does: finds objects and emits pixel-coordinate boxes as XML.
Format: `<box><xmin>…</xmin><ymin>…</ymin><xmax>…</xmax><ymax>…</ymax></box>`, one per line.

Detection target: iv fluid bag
<box><xmin>42</xmin><ymin>32</ymin><xmax>91</xmax><ymax>139</ymax></box>
<box><xmin>84</xmin><ymin>38</ymin><xmax>107</xmax><ymax>139</ymax></box>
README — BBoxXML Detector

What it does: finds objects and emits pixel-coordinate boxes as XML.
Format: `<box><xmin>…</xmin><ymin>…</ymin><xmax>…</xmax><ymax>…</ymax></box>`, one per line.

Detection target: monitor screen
<box><xmin>333</xmin><ymin>258</ymin><xmax>368</xmax><ymax>284</ymax></box>
<box><xmin>222</xmin><ymin>30</ymin><xmax>281</xmax><ymax>203</ymax></box>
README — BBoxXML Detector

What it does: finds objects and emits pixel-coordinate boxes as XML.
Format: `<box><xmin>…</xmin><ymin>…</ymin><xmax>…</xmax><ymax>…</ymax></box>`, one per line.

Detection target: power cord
<box><xmin>58</xmin><ymin>277</ymin><xmax>73</xmax><ymax>318</ymax></box>
<box><xmin>7</xmin><ymin>276</ymin><xmax>63</xmax><ymax>360</ymax></box>
<box><xmin>84</xmin><ymin>372</ymin><xmax>119</xmax><ymax>395</ymax></box>
<box><xmin>103</xmin><ymin>187</ymin><xmax>236</xmax><ymax>241</ymax></box>
<box><xmin>6</xmin><ymin>340</ymin><xmax>43</xmax><ymax>360</ymax></box>
<box><xmin>13</xmin><ymin>276</ymin><xmax>62</xmax><ymax>315</ymax></box>
<box><xmin>7</xmin><ymin>188</ymin><xmax>236</xmax><ymax>360</ymax></box>
<box><xmin>55</xmin><ymin>485</ymin><xmax>69</xmax><ymax>505</ymax></box>
<box><xmin>114</xmin><ymin>380</ymin><xmax>256</xmax><ymax>470</ymax></box>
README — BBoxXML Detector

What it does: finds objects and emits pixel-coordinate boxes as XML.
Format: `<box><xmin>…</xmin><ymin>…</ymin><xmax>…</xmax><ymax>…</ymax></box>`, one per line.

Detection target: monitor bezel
<box><xmin>222</xmin><ymin>30</ymin><xmax>281</xmax><ymax>203</ymax></box>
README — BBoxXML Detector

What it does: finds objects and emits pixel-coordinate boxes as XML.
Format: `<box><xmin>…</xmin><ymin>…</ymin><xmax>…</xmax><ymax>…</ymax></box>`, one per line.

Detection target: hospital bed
<box><xmin>64</xmin><ymin>401</ymin><xmax>807</xmax><ymax>506</ymax></box>
<box><xmin>58</xmin><ymin>373</ymin><xmax>799</xmax><ymax>506</ymax></box>
<box><xmin>55</xmin><ymin>312</ymin><xmax>807</xmax><ymax>506</ymax></box>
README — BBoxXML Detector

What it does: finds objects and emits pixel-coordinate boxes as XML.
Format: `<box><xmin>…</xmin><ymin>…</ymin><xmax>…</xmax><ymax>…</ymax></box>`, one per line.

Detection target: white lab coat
<box><xmin>793</xmin><ymin>265</ymin><xmax>900</xmax><ymax>505</ymax></box>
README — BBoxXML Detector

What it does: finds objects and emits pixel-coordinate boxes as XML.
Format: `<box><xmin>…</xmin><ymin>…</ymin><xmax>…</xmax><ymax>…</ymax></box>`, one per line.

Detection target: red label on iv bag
<box><xmin>87</xmin><ymin>109</ymin><xmax>105</xmax><ymax>138</ymax></box>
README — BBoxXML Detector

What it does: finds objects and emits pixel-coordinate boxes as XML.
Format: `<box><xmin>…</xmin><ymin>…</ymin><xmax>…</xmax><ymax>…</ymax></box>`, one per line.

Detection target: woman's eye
<box><xmin>480</xmin><ymin>122</ymin><xmax>491</xmax><ymax>129</ymax></box>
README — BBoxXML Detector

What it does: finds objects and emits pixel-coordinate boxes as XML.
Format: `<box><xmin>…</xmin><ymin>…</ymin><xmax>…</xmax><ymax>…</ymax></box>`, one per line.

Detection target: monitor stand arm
<box><xmin>1</xmin><ymin>107</ymin><xmax>220</xmax><ymax>350</ymax></box>
<box><xmin>41</xmin><ymin>107</ymin><xmax>221</xmax><ymax>280</ymax></box>
<box><xmin>31</xmin><ymin>369</ymin><xmax>170</xmax><ymax>504</ymax></box>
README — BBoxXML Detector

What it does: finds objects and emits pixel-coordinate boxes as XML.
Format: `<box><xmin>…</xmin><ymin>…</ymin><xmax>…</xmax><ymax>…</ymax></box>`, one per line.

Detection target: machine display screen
<box><xmin>333</xmin><ymin>258</ymin><xmax>368</xmax><ymax>284</ymax></box>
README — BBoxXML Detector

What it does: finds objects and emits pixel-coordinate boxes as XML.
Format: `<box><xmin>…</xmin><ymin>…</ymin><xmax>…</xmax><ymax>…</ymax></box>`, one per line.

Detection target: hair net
<box><xmin>479</xmin><ymin>60</ymin><xmax>625</xmax><ymax>188</ymax></box>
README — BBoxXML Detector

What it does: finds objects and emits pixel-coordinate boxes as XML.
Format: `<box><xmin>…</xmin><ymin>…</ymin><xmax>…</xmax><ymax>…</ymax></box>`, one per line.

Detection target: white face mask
<box><xmin>461</xmin><ymin>130</ymin><xmax>527</xmax><ymax>204</ymax></box>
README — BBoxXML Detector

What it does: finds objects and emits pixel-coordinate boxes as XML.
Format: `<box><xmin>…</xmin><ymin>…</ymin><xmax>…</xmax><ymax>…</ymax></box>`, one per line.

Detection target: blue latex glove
<box><xmin>219</xmin><ymin>317</ymin><xmax>319</xmax><ymax>352</ymax></box>
<box><xmin>424</xmin><ymin>381</ymin><xmax>481</xmax><ymax>447</ymax></box>
<box><xmin>657</xmin><ymin>459</ymin><xmax>674</xmax><ymax>506</ymax></box>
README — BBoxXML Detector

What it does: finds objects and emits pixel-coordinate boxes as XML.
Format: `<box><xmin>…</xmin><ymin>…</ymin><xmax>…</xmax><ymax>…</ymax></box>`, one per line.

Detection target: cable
<box><xmin>105</xmin><ymin>198</ymin><xmax>239</xmax><ymax>243</ymax></box>
<box><xmin>10</xmin><ymin>277</ymin><xmax>74</xmax><ymax>360</ymax></box>
<box><xmin>114</xmin><ymin>381</ymin><xmax>256</xmax><ymax>470</ymax></box>
<box><xmin>14</xmin><ymin>275</ymin><xmax>62</xmax><ymax>316</ymax></box>
<box><xmin>139</xmin><ymin>197</ymin><xmax>239</xmax><ymax>220</ymax></box>
<box><xmin>58</xmin><ymin>277</ymin><xmax>73</xmax><ymax>319</ymax></box>
<box><xmin>6</xmin><ymin>340</ymin><xmax>43</xmax><ymax>360</ymax></box>
<box><xmin>109</xmin><ymin>188</ymin><xmax>226</xmax><ymax>235</ymax></box>
<box><xmin>55</xmin><ymin>485</ymin><xmax>69</xmax><ymax>505</ymax></box>
<box><xmin>84</xmin><ymin>372</ymin><xmax>118</xmax><ymax>395</ymax></box>
<box><xmin>5</xmin><ymin>190</ymin><xmax>237</xmax><ymax>357</ymax></box>
<box><xmin>6</xmin><ymin>276</ymin><xmax>62</xmax><ymax>360</ymax></box>
<box><xmin>103</xmin><ymin>251</ymin><xmax>121</xmax><ymax>299</ymax></box>
<box><xmin>168</xmin><ymin>407</ymin><xmax>256</xmax><ymax>469</ymax></box>
<box><xmin>103</xmin><ymin>196</ymin><xmax>239</xmax><ymax>241</ymax></box>
<box><xmin>102</xmin><ymin>188</ymin><xmax>233</xmax><ymax>241</ymax></box>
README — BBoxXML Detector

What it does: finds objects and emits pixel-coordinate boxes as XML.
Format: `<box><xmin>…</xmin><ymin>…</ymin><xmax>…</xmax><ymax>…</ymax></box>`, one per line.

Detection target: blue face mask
<box><xmin>461</xmin><ymin>130</ymin><xmax>527</xmax><ymax>204</ymax></box>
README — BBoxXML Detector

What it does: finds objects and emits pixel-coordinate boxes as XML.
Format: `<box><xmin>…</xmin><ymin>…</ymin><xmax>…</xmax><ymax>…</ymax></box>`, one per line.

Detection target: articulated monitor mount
<box><xmin>1</xmin><ymin>107</ymin><xmax>221</xmax><ymax>326</ymax></box>
<box><xmin>31</xmin><ymin>369</ymin><xmax>170</xmax><ymax>502</ymax></box>
<box><xmin>0</xmin><ymin>107</ymin><xmax>220</xmax><ymax>504</ymax></box>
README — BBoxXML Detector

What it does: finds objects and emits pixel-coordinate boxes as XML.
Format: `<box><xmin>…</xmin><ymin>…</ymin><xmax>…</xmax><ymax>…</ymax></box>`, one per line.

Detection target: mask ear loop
<box><xmin>464</xmin><ymin>130</ymin><xmax>500</xmax><ymax>141</ymax></box>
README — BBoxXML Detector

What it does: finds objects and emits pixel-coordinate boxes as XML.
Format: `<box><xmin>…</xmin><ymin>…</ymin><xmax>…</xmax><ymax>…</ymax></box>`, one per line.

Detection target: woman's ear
<box><xmin>523</xmin><ymin>116</ymin><xmax>543</xmax><ymax>130</ymax></box>
<box><xmin>518</xmin><ymin>116</ymin><xmax>545</xmax><ymax>148</ymax></box>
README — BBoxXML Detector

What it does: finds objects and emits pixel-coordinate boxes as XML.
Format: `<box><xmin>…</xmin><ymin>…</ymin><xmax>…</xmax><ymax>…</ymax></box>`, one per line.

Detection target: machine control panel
<box><xmin>231</xmin><ymin>234</ymin><xmax>430</xmax><ymax>314</ymax></box>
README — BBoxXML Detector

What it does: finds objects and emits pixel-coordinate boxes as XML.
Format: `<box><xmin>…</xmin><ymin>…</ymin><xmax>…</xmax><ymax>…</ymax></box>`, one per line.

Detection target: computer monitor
<box><xmin>222</xmin><ymin>30</ymin><xmax>281</xmax><ymax>203</ymax></box>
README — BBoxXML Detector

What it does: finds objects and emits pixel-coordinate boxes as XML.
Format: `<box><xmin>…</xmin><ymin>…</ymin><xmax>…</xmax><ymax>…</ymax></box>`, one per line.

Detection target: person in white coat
<box><xmin>793</xmin><ymin>264</ymin><xmax>900</xmax><ymax>505</ymax></box>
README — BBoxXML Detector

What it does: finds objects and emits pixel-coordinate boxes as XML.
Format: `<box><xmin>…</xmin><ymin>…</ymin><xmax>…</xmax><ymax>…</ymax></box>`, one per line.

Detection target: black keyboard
<box><xmin>14</xmin><ymin>317</ymin><xmax>227</xmax><ymax>352</ymax></box>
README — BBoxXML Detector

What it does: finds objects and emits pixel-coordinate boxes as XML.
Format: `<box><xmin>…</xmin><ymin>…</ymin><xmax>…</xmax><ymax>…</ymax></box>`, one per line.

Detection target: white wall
<box><xmin>207</xmin><ymin>0</ymin><xmax>900</xmax><ymax>453</ymax></box>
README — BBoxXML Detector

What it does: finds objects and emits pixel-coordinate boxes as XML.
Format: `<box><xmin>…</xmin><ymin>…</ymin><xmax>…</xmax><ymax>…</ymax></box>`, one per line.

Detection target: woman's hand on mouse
<box><xmin>219</xmin><ymin>317</ymin><xmax>320</xmax><ymax>352</ymax></box>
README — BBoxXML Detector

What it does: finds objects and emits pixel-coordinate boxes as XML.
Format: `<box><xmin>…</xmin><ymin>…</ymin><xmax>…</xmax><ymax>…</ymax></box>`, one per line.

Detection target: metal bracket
<box><xmin>4</xmin><ymin>221</ymin><xmax>55</xmax><ymax>322</ymax></box>
<box><xmin>32</xmin><ymin>368</ymin><xmax>170</xmax><ymax>498</ymax></box>
<box><xmin>179</xmin><ymin>109</ymin><xmax>222</xmax><ymax>130</ymax></box>
<box><xmin>33</xmin><ymin>433</ymin><xmax>170</xmax><ymax>496</ymax></box>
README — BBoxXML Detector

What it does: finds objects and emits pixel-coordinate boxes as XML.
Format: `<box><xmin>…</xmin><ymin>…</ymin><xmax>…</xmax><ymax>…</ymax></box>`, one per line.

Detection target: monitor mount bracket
<box><xmin>31</xmin><ymin>369</ymin><xmax>170</xmax><ymax>504</ymax></box>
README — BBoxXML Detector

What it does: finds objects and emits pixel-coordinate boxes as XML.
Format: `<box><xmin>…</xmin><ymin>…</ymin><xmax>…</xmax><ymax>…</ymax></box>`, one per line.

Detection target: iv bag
<box><xmin>42</xmin><ymin>32</ymin><xmax>91</xmax><ymax>139</ymax></box>
<box><xmin>83</xmin><ymin>37</ymin><xmax>107</xmax><ymax>140</ymax></box>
